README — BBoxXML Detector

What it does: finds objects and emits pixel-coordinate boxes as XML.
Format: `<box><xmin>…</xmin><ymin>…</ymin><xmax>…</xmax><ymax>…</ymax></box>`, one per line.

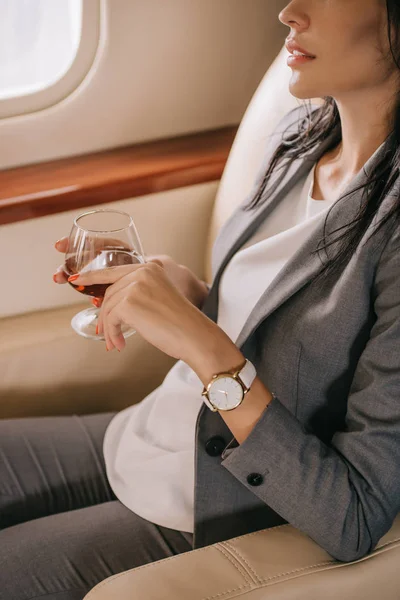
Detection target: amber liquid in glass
<box><xmin>64</xmin><ymin>248</ymin><xmax>143</xmax><ymax>298</ymax></box>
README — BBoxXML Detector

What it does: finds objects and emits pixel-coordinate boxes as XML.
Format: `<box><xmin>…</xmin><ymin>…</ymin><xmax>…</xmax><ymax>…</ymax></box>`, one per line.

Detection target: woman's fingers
<box><xmin>104</xmin><ymin>325</ymin><xmax>116</xmax><ymax>351</ymax></box>
<box><xmin>54</xmin><ymin>237</ymin><xmax>69</xmax><ymax>253</ymax></box>
<box><xmin>97</xmin><ymin>308</ymin><xmax>113</xmax><ymax>350</ymax></box>
<box><xmin>99</xmin><ymin>261</ymin><xmax>164</xmax><ymax>305</ymax></box>
<box><xmin>101</xmin><ymin>287</ymin><xmax>122</xmax><ymax>350</ymax></box>
<box><xmin>68</xmin><ymin>263</ymin><xmax>145</xmax><ymax>286</ymax></box>
<box><xmin>102</xmin><ymin>306</ymin><xmax>119</xmax><ymax>351</ymax></box>
<box><xmin>97</xmin><ymin>312</ymin><xmax>104</xmax><ymax>337</ymax></box>
<box><xmin>106</xmin><ymin>304</ymin><xmax>126</xmax><ymax>352</ymax></box>
<box><xmin>53</xmin><ymin>264</ymin><xmax>103</xmax><ymax>307</ymax></box>
<box><xmin>52</xmin><ymin>265</ymin><xmax>69</xmax><ymax>284</ymax></box>
<box><xmin>98</xmin><ymin>271</ymin><xmax>137</xmax><ymax>306</ymax></box>
<box><xmin>97</xmin><ymin>294</ymin><xmax>116</xmax><ymax>351</ymax></box>
<box><xmin>100</xmin><ymin>287</ymin><xmax>128</xmax><ymax>351</ymax></box>
<box><xmin>147</xmin><ymin>258</ymin><xmax>163</xmax><ymax>268</ymax></box>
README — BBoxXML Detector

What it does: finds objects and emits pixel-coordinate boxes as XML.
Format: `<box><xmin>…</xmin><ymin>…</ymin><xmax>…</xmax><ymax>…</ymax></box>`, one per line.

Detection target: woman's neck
<box><xmin>313</xmin><ymin>86</ymin><xmax>397</xmax><ymax>202</ymax></box>
<box><xmin>333</xmin><ymin>91</ymin><xmax>395</xmax><ymax>176</ymax></box>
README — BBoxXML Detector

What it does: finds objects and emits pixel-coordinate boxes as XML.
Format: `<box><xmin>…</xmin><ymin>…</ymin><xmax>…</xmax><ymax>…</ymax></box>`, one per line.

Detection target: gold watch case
<box><xmin>201</xmin><ymin>365</ymin><xmax>249</xmax><ymax>412</ymax></box>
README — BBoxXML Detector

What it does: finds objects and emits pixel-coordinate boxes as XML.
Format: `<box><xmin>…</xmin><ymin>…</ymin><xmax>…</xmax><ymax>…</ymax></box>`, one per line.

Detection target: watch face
<box><xmin>209</xmin><ymin>376</ymin><xmax>244</xmax><ymax>410</ymax></box>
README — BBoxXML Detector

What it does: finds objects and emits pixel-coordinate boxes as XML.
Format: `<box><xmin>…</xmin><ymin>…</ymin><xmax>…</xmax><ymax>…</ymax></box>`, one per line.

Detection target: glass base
<box><xmin>71</xmin><ymin>307</ymin><xmax>136</xmax><ymax>341</ymax></box>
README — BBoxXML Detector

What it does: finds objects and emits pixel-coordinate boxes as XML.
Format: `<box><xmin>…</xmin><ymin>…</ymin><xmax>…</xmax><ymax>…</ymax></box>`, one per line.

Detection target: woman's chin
<box><xmin>288</xmin><ymin>80</ymin><xmax>320</xmax><ymax>101</ymax></box>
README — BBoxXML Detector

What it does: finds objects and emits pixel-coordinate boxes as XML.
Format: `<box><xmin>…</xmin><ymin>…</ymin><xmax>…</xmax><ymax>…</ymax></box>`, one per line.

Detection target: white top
<box><xmin>103</xmin><ymin>164</ymin><xmax>337</xmax><ymax>533</ymax></box>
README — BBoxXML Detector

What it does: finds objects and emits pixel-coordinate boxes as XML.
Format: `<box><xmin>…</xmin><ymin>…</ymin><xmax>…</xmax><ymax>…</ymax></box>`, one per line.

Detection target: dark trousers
<box><xmin>0</xmin><ymin>412</ymin><xmax>193</xmax><ymax>600</ymax></box>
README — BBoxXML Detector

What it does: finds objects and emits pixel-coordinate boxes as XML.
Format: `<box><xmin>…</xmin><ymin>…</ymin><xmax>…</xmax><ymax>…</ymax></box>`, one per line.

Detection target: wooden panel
<box><xmin>0</xmin><ymin>126</ymin><xmax>237</xmax><ymax>225</ymax></box>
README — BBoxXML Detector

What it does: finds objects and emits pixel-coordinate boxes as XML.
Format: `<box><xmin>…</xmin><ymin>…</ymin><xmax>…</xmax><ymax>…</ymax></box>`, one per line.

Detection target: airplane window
<box><xmin>0</xmin><ymin>0</ymin><xmax>82</xmax><ymax>100</ymax></box>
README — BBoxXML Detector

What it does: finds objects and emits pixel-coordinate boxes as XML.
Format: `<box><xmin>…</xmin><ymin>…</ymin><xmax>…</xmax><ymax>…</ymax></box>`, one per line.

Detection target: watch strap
<box><xmin>237</xmin><ymin>358</ymin><xmax>257</xmax><ymax>389</ymax></box>
<box><xmin>202</xmin><ymin>393</ymin><xmax>218</xmax><ymax>412</ymax></box>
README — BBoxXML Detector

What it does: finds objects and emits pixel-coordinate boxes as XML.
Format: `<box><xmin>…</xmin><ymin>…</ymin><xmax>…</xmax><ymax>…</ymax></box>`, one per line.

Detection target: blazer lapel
<box><xmin>203</xmin><ymin>124</ymin><xmax>389</xmax><ymax>351</ymax></box>
<box><xmin>234</xmin><ymin>137</ymin><xmax>389</xmax><ymax>348</ymax></box>
<box><xmin>203</xmin><ymin>124</ymin><xmax>341</xmax><ymax>324</ymax></box>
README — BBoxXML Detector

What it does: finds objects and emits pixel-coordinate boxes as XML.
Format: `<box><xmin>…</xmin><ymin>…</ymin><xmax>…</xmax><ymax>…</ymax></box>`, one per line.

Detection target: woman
<box><xmin>2</xmin><ymin>1</ymin><xmax>400</xmax><ymax>598</ymax></box>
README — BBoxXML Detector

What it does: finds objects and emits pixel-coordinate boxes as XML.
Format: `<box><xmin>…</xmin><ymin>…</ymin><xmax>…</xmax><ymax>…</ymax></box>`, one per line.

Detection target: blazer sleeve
<box><xmin>220</xmin><ymin>224</ymin><xmax>400</xmax><ymax>563</ymax></box>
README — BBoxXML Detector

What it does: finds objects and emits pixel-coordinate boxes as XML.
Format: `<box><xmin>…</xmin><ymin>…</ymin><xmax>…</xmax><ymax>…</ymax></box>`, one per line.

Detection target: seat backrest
<box><xmin>204</xmin><ymin>45</ymin><xmax>320</xmax><ymax>283</ymax></box>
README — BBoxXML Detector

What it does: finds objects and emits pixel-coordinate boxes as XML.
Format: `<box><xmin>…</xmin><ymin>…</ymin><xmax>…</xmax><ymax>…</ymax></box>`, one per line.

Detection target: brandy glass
<box><xmin>64</xmin><ymin>209</ymin><xmax>146</xmax><ymax>340</ymax></box>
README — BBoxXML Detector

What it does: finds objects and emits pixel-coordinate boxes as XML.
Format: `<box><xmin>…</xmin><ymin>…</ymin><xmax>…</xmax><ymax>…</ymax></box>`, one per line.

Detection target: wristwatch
<box><xmin>201</xmin><ymin>359</ymin><xmax>257</xmax><ymax>412</ymax></box>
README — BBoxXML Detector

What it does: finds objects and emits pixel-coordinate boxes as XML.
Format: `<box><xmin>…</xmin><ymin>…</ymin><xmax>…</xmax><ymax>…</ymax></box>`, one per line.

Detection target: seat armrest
<box><xmin>84</xmin><ymin>514</ymin><xmax>400</xmax><ymax>600</ymax></box>
<box><xmin>0</xmin><ymin>303</ymin><xmax>176</xmax><ymax>418</ymax></box>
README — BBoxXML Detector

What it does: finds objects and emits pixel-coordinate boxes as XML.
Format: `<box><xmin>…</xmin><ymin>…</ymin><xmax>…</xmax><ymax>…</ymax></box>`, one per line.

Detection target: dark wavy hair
<box><xmin>244</xmin><ymin>0</ymin><xmax>400</xmax><ymax>288</ymax></box>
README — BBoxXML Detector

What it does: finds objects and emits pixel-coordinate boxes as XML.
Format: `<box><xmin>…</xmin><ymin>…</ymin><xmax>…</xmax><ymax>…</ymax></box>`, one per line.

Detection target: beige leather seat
<box><xmin>83</xmin><ymin>47</ymin><xmax>400</xmax><ymax>600</ymax></box>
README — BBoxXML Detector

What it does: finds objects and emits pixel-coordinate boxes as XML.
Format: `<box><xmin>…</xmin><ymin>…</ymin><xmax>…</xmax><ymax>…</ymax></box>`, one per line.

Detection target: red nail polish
<box><xmin>52</xmin><ymin>274</ymin><xmax>57</xmax><ymax>283</ymax></box>
<box><xmin>96</xmin><ymin>324</ymin><xmax>99</xmax><ymax>335</ymax></box>
<box><xmin>68</xmin><ymin>274</ymin><xmax>79</xmax><ymax>282</ymax></box>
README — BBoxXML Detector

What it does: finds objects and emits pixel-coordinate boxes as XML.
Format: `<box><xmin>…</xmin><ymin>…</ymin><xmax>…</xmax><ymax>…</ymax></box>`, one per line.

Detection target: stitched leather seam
<box><xmin>202</xmin><ymin>583</ymin><xmax>249</xmax><ymax>600</ymax></box>
<box><xmin>201</xmin><ymin>541</ymin><xmax>400</xmax><ymax>600</ymax></box>
<box><xmin>84</xmin><ymin>531</ymin><xmax>400</xmax><ymax>599</ymax></box>
<box><xmin>83</xmin><ymin>543</ymin><xmax>251</xmax><ymax>600</ymax></box>
<box><xmin>83</xmin><ymin>544</ymin><xmax>223</xmax><ymax>599</ymax></box>
<box><xmin>255</xmin><ymin>537</ymin><xmax>400</xmax><ymax>584</ymax></box>
<box><xmin>219</xmin><ymin>523</ymin><xmax>291</xmax><ymax>545</ymax></box>
<box><xmin>217</xmin><ymin>546</ymin><xmax>253</xmax><ymax>587</ymax></box>
<box><xmin>85</xmin><ymin>523</ymin><xmax>294</xmax><ymax>597</ymax></box>
<box><xmin>223</xmin><ymin>542</ymin><xmax>262</xmax><ymax>584</ymax></box>
<box><xmin>218</xmin><ymin>544</ymin><xmax>257</xmax><ymax>586</ymax></box>
<box><xmin>219</xmin><ymin>525</ymin><xmax>400</xmax><ymax>552</ymax></box>
<box><xmin>258</xmin><ymin>559</ymin><xmax>334</xmax><ymax>583</ymax></box>
<box><xmin>208</xmin><ymin>544</ymin><xmax>400</xmax><ymax>600</ymax></box>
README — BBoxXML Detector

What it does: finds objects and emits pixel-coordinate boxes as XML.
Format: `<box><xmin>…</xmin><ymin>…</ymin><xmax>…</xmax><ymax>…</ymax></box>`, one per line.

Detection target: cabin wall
<box><xmin>0</xmin><ymin>0</ymin><xmax>288</xmax><ymax>416</ymax></box>
<box><xmin>0</xmin><ymin>0</ymin><xmax>287</xmax><ymax>170</ymax></box>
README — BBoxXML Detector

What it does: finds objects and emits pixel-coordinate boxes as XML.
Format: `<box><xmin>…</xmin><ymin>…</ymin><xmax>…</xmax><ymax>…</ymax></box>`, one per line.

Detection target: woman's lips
<box><xmin>285</xmin><ymin>39</ymin><xmax>316</xmax><ymax>56</ymax></box>
<box><xmin>287</xmin><ymin>53</ymin><xmax>316</xmax><ymax>67</ymax></box>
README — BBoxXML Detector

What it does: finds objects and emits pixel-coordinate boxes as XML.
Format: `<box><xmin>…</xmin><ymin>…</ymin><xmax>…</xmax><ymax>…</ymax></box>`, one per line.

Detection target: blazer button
<box><xmin>205</xmin><ymin>436</ymin><xmax>226</xmax><ymax>457</ymax></box>
<box><xmin>247</xmin><ymin>473</ymin><xmax>264</xmax><ymax>486</ymax></box>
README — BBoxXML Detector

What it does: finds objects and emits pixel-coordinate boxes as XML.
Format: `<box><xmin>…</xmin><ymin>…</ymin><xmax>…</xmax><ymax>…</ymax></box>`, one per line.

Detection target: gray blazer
<box><xmin>193</xmin><ymin>105</ymin><xmax>400</xmax><ymax>563</ymax></box>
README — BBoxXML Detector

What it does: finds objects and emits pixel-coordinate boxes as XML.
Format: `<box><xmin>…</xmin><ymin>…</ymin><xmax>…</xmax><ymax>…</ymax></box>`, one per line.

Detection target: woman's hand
<box><xmin>66</xmin><ymin>260</ymin><xmax>217</xmax><ymax>359</ymax></box>
<box><xmin>52</xmin><ymin>237</ymin><xmax>243</xmax><ymax>382</ymax></box>
<box><xmin>53</xmin><ymin>237</ymin><xmax>209</xmax><ymax>309</ymax></box>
